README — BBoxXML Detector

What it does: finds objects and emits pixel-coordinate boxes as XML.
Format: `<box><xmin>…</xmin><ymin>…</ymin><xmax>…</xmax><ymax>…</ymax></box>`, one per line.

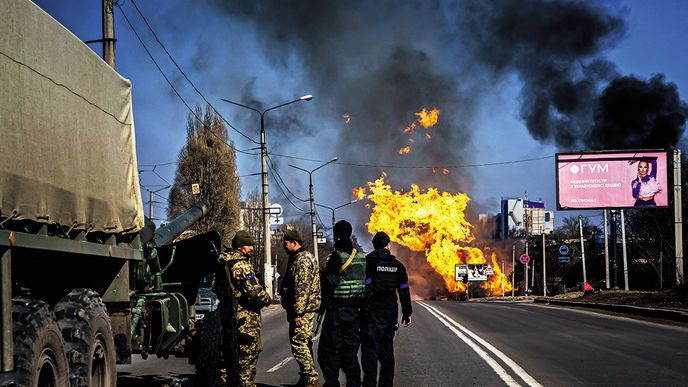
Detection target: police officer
<box><xmin>361</xmin><ymin>232</ymin><xmax>412</xmax><ymax>387</ymax></box>
<box><xmin>317</xmin><ymin>220</ymin><xmax>366</xmax><ymax>387</ymax></box>
<box><xmin>214</xmin><ymin>230</ymin><xmax>272</xmax><ymax>387</ymax></box>
<box><xmin>279</xmin><ymin>229</ymin><xmax>322</xmax><ymax>387</ymax></box>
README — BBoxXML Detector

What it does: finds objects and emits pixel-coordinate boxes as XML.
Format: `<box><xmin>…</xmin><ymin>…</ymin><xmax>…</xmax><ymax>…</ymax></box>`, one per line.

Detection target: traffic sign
<box><xmin>558</xmin><ymin>244</ymin><xmax>570</xmax><ymax>256</ymax></box>
<box><xmin>519</xmin><ymin>254</ymin><xmax>530</xmax><ymax>265</ymax></box>
<box><xmin>558</xmin><ymin>256</ymin><xmax>571</xmax><ymax>264</ymax></box>
<box><xmin>269</xmin><ymin>203</ymin><xmax>283</xmax><ymax>225</ymax></box>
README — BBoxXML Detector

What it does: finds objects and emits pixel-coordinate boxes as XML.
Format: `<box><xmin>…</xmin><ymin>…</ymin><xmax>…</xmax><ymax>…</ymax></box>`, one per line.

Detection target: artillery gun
<box><xmin>0</xmin><ymin>1</ymin><xmax>222</xmax><ymax>385</ymax></box>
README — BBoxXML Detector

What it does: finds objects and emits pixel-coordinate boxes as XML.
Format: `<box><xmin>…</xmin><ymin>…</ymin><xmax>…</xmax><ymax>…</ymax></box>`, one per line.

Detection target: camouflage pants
<box><xmin>222</xmin><ymin>308</ymin><xmax>262</xmax><ymax>387</ymax></box>
<box><xmin>289</xmin><ymin>311</ymin><xmax>319</xmax><ymax>383</ymax></box>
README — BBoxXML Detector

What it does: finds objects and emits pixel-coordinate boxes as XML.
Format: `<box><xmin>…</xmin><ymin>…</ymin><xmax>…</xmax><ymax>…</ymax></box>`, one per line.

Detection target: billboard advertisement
<box><xmin>455</xmin><ymin>264</ymin><xmax>492</xmax><ymax>282</ymax></box>
<box><xmin>556</xmin><ymin>150</ymin><xmax>668</xmax><ymax>210</ymax></box>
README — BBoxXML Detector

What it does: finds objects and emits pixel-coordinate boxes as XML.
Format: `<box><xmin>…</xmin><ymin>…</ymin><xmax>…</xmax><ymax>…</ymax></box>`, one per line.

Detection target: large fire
<box><xmin>360</xmin><ymin>174</ymin><xmax>512</xmax><ymax>296</ymax></box>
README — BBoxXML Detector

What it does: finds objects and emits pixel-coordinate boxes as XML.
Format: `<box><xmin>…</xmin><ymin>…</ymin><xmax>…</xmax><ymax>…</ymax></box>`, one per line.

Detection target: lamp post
<box><xmin>315</xmin><ymin>200</ymin><xmax>358</xmax><ymax>230</ymax></box>
<box><xmin>288</xmin><ymin>158</ymin><xmax>338</xmax><ymax>262</ymax></box>
<box><xmin>221</xmin><ymin>95</ymin><xmax>312</xmax><ymax>297</ymax></box>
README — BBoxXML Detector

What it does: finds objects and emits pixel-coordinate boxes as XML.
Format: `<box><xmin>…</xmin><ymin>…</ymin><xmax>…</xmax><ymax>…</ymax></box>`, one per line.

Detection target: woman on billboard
<box><xmin>630</xmin><ymin>158</ymin><xmax>661</xmax><ymax>206</ymax></box>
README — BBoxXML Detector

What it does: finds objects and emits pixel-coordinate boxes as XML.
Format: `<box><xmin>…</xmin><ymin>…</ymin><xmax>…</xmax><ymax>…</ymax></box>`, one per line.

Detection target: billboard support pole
<box><xmin>674</xmin><ymin>149</ymin><xmax>684</xmax><ymax>285</ymax></box>
<box><xmin>621</xmin><ymin>209</ymin><xmax>630</xmax><ymax>290</ymax></box>
<box><xmin>611</xmin><ymin>210</ymin><xmax>618</xmax><ymax>289</ymax></box>
<box><xmin>579</xmin><ymin>215</ymin><xmax>587</xmax><ymax>286</ymax></box>
<box><xmin>604</xmin><ymin>209</ymin><xmax>610</xmax><ymax>289</ymax></box>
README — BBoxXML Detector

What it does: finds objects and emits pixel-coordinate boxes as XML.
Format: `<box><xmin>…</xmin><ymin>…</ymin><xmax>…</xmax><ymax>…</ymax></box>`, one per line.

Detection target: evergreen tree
<box><xmin>168</xmin><ymin>105</ymin><xmax>240</xmax><ymax>246</ymax></box>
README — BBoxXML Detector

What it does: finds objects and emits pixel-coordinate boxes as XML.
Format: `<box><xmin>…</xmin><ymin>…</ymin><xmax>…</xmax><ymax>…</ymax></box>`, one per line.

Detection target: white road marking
<box><xmin>418</xmin><ymin>301</ymin><xmax>543</xmax><ymax>387</ymax></box>
<box><xmin>267</xmin><ymin>356</ymin><xmax>293</xmax><ymax>373</ymax></box>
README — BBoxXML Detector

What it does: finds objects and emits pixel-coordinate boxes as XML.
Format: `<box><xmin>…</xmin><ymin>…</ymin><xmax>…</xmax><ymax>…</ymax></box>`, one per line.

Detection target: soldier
<box><xmin>279</xmin><ymin>229</ymin><xmax>322</xmax><ymax>387</ymax></box>
<box><xmin>361</xmin><ymin>232</ymin><xmax>412</xmax><ymax>387</ymax></box>
<box><xmin>214</xmin><ymin>230</ymin><xmax>272</xmax><ymax>387</ymax></box>
<box><xmin>317</xmin><ymin>220</ymin><xmax>366</xmax><ymax>387</ymax></box>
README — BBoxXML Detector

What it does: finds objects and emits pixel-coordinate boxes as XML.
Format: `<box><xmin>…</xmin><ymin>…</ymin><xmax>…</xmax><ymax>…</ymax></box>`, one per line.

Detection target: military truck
<box><xmin>0</xmin><ymin>1</ymin><xmax>222</xmax><ymax>385</ymax></box>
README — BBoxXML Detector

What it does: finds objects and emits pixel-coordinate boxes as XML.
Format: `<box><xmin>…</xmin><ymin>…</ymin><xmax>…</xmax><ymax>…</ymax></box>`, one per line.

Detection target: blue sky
<box><xmin>33</xmin><ymin>0</ymin><xmax>688</xmax><ymax>235</ymax></box>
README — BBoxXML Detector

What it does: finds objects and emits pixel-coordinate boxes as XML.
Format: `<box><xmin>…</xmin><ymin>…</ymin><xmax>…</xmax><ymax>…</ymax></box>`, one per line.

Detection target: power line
<box><xmin>266</xmin><ymin>153</ymin><xmax>308</xmax><ymax>202</ymax></box>
<box><xmin>268</xmin><ymin>152</ymin><xmax>554</xmax><ymax>170</ymax></box>
<box><xmin>116</xmin><ymin>3</ymin><xmax>256</xmax><ymax>156</ymax></box>
<box><xmin>268</xmin><ymin>167</ymin><xmax>308</xmax><ymax>213</ymax></box>
<box><xmin>127</xmin><ymin>0</ymin><xmax>259</xmax><ymax>145</ymax></box>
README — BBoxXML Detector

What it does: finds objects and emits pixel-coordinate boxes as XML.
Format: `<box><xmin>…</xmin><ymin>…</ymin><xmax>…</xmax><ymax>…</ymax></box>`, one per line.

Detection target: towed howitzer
<box><xmin>130</xmin><ymin>202</ymin><xmax>223</xmax><ymax>359</ymax></box>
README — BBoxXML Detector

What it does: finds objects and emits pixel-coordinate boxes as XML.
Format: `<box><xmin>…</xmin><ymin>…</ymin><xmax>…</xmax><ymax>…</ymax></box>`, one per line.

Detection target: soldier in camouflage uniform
<box><xmin>214</xmin><ymin>230</ymin><xmax>272</xmax><ymax>387</ymax></box>
<box><xmin>279</xmin><ymin>229</ymin><xmax>322</xmax><ymax>387</ymax></box>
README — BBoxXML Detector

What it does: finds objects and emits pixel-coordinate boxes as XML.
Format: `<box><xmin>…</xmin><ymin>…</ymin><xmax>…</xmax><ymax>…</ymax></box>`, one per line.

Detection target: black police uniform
<box><xmin>317</xmin><ymin>238</ymin><xmax>366</xmax><ymax>387</ymax></box>
<box><xmin>361</xmin><ymin>247</ymin><xmax>412</xmax><ymax>387</ymax></box>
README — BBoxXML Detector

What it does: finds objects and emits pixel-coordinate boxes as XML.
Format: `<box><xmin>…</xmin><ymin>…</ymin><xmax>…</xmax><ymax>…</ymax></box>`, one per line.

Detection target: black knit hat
<box><xmin>283</xmin><ymin>229</ymin><xmax>303</xmax><ymax>243</ymax></box>
<box><xmin>372</xmin><ymin>231</ymin><xmax>390</xmax><ymax>249</ymax></box>
<box><xmin>232</xmin><ymin>230</ymin><xmax>255</xmax><ymax>248</ymax></box>
<box><xmin>333</xmin><ymin>220</ymin><xmax>353</xmax><ymax>239</ymax></box>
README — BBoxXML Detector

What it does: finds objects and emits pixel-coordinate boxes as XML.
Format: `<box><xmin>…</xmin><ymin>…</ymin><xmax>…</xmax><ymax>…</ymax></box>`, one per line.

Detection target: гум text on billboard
<box><xmin>556</xmin><ymin>150</ymin><xmax>668</xmax><ymax>210</ymax></box>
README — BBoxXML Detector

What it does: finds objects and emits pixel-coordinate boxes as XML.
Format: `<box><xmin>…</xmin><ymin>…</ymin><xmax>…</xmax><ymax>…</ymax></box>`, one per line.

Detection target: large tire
<box><xmin>194</xmin><ymin>309</ymin><xmax>223</xmax><ymax>387</ymax></box>
<box><xmin>53</xmin><ymin>289</ymin><xmax>116</xmax><ymax>387</ymax></box>
<box><xmin>0</xmin><ymin>298</ymin><xmax>69</xmax><ymax>387</ymax></box>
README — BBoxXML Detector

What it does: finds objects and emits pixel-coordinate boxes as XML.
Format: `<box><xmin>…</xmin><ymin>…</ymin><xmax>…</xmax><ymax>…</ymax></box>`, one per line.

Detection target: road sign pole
<box><xmin>525</xmin><ymin>243</ymin><xmax>529</xmax><ymax>295</ymax></box>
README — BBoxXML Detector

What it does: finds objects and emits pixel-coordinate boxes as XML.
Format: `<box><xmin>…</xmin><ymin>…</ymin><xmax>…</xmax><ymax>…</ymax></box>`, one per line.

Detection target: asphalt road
<box><xmin>117</xmin><ymin>302</ymin><xmax>688</xmax><ymax>386</ymax></box>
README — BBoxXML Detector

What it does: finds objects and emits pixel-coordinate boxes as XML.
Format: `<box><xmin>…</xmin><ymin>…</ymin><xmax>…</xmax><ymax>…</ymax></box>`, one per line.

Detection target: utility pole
<box><xmin>511</xmin><ymin>245</ymin><xmax>515</xmax><ymax>297</ymax></box>
<box><xmin>542</xmin><ymin>232</ymin><xmax>547</xmax><ymax>297</ymax></box>
<box><xmin>674</xmin><ymin>149</ymin><xmax>684</xmax><ymax>285</ymax></box>
<box><xmin>102</xmin><ymin>0</ymin><xmax>115</xmax><ymax>68</ymax></box>
<box><xmin>579</xmin><ymin>215</ymin><xmax>587</xmax><ymax>285</ymax></box>
<box><xmin>611</xmin><ymin>210</ymin><xmax>618</xmax><ymax>288</ymax></box>
<box><xmin>621</xmin><ymin>209</ymin><xmax>630</xmax><ymax>290</ymax></box>
<box><xmin>221</xmin><ymin>95</ymin><xmax>313</xmax><ymax>297</ymax></box>
<box><xmin>501</xmin><ymin>260</ymin><xmax>505</xmax><ymax>297</ymax></box>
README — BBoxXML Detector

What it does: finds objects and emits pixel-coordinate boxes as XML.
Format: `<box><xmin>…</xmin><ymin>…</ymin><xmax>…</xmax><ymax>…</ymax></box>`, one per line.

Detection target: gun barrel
<box><xmin>152</xmin><ymin>203</ymin><xmax>208</xmax><ymax>247</ymax></box>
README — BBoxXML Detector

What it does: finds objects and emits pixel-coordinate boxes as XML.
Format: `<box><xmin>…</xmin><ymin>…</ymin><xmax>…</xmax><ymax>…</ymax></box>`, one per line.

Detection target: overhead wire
<box><xmin>268</xmin><ymin>152</ymin><xmax>554</xmax><ymax>170</ymax></box>
<box><xmin>127</xmin><ymin>0</ymin><xmax>259</xmax><ymax>145</ymax></box>
<box><xmin>115</xmin><ymin>3</ymin><xmax>257</xmax><ymax>156</ymax></box>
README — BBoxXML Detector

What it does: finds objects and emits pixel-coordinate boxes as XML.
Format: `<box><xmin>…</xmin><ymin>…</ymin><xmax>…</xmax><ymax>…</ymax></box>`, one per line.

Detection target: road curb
<box><xmin>534</xmin><ymin>298</ymin><xmax>688</xmax><ymax>323</ymax></box>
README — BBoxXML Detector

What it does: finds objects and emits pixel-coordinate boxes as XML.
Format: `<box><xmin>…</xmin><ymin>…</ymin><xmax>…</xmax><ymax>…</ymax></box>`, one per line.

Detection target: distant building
<box><xmin>499</xmin><ymin>197</ymin><xmax>554</xmax><ymax>239</ymax></box>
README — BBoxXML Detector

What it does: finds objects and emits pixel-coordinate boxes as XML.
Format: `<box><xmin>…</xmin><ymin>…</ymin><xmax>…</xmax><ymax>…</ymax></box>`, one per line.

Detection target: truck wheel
<box><xmin>1</xmin><ymin>298</ymin><xmax>70</xmax><ymax>387</ymax></box>
<box><xmin>194</xmin><ymin>309</ymin><xmax>222</xmax><ymax>387</ymax></box>
<box><xmin>54</xmin><ymin>289</ymin><xmax>116</xmax><ymax>387</ymax></box>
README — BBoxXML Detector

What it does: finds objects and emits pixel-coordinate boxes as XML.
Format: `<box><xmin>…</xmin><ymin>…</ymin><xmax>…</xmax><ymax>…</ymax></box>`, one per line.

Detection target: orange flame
<box><xmin>399</xmin><ymin>108</ymin><xmax>441</xmax><ymax>155</ymax></box>
<box><xmin>416</xmin><ymin>108</ymin><xmax>440</xmax><ymax>128</ymax></box>
<box><xmin>352</xmin><ymin>187</ymin><xmax>366</xmax><ymax>200</ymax></box>
<box><xmin>363</xmin><ymin>176</ymin><xmax>512</xmax><ymax>295</ymax></box>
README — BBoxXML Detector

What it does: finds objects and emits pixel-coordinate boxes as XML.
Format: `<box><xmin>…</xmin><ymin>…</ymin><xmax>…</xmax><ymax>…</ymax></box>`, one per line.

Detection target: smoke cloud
<box><xmin>209</xmin><ymin>0</ymin><xmax>686</xmax><ymax>293</ymax></box>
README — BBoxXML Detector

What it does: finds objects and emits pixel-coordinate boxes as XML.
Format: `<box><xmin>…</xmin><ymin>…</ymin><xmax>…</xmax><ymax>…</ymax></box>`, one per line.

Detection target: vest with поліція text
<box><xmin>333</xmin><ymin>249</ymin><xmax>366</xmax><ymax>299</ymax></box>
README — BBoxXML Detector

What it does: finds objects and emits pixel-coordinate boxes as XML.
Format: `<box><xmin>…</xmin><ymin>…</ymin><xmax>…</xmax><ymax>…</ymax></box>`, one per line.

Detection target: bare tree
<box><xmin>168</xmin><ymin>105</ymin><xmax>240</xmax><ymax>246</ymax></box>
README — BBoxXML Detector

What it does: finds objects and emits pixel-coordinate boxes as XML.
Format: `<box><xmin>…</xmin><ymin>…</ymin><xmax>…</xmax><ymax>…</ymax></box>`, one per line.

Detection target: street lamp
<box><xmin>315</xmin><ymin>200</ymin><xmax>358</xmax><ymax>231</ymax></box>
<box><xmin>288</xmin><ymin>157</ymin><xmax>338</xmax><ymax>262</ymax></box>
<box><xmin>221</xmin><ymin>94</ymin><xmax>312</xmax><ymax>297</ymax></box>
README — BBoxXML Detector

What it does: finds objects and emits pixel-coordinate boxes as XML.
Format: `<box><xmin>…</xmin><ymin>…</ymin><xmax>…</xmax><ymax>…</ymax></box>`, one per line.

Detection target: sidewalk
<box><xmin>533</xmin><ymin>295</ymin><xmax>688</xmax><ymax>324</ymax></box>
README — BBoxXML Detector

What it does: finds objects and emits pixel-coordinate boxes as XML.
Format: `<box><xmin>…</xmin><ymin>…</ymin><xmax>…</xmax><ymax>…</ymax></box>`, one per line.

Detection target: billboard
<box><xmin>455</xmin><ymin>264</ymin><xmax>491</xmax><ymax>282</ymax></box>
<box><xmin>556</xmin><ymin>150</ymin><xmax>668</xmax><ymax>210</ymax></box>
